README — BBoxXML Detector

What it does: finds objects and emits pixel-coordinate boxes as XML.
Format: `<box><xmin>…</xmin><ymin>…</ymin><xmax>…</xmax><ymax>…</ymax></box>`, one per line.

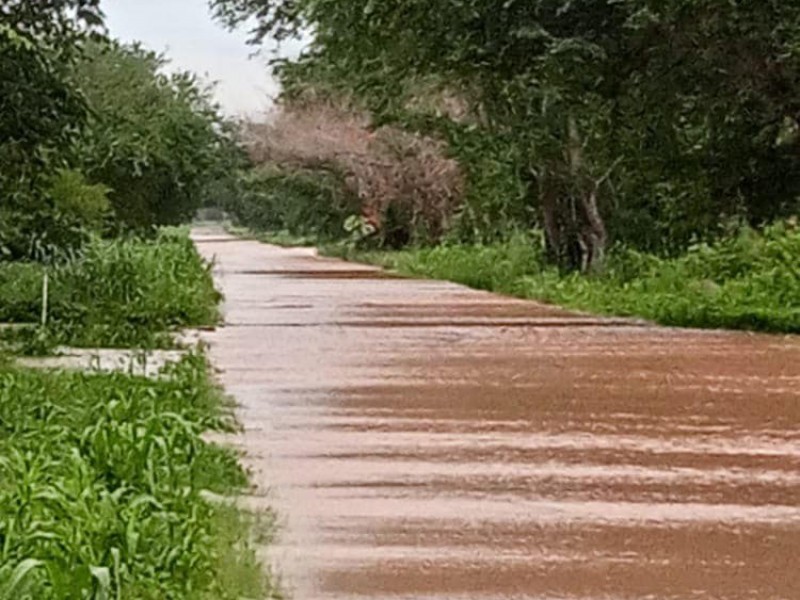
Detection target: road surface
<box><xmin>194</xmin><ymin>229</ymin><xmax>800</xmax><ymax>600</ymax></box>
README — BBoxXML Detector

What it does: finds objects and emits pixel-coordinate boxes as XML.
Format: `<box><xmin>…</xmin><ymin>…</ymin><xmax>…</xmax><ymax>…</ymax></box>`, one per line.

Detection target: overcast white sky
<box><xmin>104</xmin><ymin>0</ymin><xmax>306</xmax><ymax>117</ymax></box>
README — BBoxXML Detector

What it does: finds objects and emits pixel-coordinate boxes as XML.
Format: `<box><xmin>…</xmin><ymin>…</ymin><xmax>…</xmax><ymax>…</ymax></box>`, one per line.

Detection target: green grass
<box><xmin>327</xmin><ymin>223</ymin><xmax>800</xmax><ymax>333</ymax></box>
<box><xmin>0</xmin><ymin>351</ymin><xmax>277</xmax><ymax>600</ymax></box>
<box><xmin>0</xmin><ymin>228</ymin><xmax>221</xmax><ymax>350</ymax></box>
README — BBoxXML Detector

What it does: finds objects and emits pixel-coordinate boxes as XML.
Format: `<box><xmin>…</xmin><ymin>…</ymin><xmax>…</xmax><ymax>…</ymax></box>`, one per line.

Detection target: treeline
<box><xmin>214</xmin><ymin>0</ymin><xmax>800</xmax><ymax>272</ymax></box>
<box><xmin>1</xmin><ymin>2</ymin><xmax>245</xmax><ymax>347</ymax></box>
<box><xmin>1</xmin><ymin>2</ymin><xmax>241</xmax><ymax>261</ymax></box>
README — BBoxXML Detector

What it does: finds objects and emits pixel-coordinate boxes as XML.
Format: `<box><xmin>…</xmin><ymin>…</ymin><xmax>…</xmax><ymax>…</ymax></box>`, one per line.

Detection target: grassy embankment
<box><xmin>247</xmin><ymin>222</ymin><xmax>800</xmax><ymax>333</ymax></box>
<box><xmin>337</xmin><ymin>223</ymin><xmax>800</xmax><ymax>333</ymax></box>
<box><xmin>0</xmin><ymin>230</ymin><xmax>278</xmax><ymax>599</ymax></box>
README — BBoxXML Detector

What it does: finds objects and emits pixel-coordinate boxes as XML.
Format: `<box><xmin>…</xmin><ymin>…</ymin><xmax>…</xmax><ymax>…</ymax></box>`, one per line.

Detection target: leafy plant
<box><xmin>47</xmin><ymin>169</ymin><xmax>111</xmax><ymax>230</ymax></box>
<box><xmin>0</xmin><ymin>352</ymin><xmax>274</xmax><ymax>599</ymax></box>
<box><xmin>0</xmin><ymin>230</ymin><xmax>221</xmax><ymax>349</ymax></box>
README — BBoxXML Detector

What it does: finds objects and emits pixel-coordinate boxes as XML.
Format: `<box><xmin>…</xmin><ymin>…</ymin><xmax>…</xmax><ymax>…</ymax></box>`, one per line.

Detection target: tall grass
<box><xmin>334</xmin><ymin>231</ymin><xmax>545</xmax><ymax>294</ymax></box>
<box><xmin>0</xmin><ymin>229</ymin><xmax>220</xmax><ymax>349</ymax></box>
<box><xmin>0</xmin><ymin>263</ymin><xmax>47</xmax><ymax>324</ymax></box>
<box><xmin>332</xmin><ymin>222</ymin><xmax>800</xmax><ymax>333</ymax></box>
<box><xmin>0</xmin><ymin>352</ymin><xmax>275</xmax><ymax>599</ymax></box>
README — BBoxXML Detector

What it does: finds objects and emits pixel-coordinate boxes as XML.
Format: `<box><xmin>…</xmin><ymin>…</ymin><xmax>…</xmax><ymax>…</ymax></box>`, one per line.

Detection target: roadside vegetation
<box><xmin>213</xmin><ymin>0</ymin><xmax>800</xmax><ymax>333</ymax></box>
<box><xmin>0</xmin><ymin>353</ymin><xmax>273</xmax><ymax>599</ymax></box>
<box><xmin>1</xmin><ymin>2</ymin><xmax>233</xmax><ymax>352</ymax></box>
<box><xmin>2</xmin><ymin>5</ymin><xmax>242</xmax><ymax>263</ymax></box>
<box><xmin>0</xmin><ymin>230</ymin><xmax>220</xmax><ymax>352</ymax></box>
<box><xmin>1</xmin><ymin>4</ymin><xmax>274</xmax><ymax>597</ymax></box>
<box><xmin>334</xmin><ymin>222</ymin><xmax>800</xmax><ymax>333</ymax></box>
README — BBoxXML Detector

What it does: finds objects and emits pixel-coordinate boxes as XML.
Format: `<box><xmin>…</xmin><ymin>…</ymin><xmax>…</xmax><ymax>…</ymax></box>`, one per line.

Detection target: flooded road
<box><xmin>194</xmin><ymin>230</ymin><xmax>800</xmax><ymax>600</ymax></box>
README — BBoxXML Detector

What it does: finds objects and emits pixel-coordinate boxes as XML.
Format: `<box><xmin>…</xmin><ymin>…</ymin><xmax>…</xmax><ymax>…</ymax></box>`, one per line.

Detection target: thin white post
<box><xmin>41</xmin><ymin>272</ymin><xmax>49</xmax><ymax>327</ymax></box>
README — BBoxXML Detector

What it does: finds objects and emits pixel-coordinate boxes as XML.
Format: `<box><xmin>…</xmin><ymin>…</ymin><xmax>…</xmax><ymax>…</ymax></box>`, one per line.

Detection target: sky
<box><xmin>103</xmin><ymin>0</ymin><xmax>307</xmax><ymax>117</ymax></box>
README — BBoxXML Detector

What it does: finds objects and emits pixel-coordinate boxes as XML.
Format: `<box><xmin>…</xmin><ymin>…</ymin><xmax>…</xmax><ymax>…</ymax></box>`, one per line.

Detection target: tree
<box><xmin>213</xmin><ymin>0</ymin><xmax>800</xmax><ymax>269</ymax></box>
<box><xmin>0</xmin><ymin>0</ymin><xmax>104</xmax><ymax>162</ymax></box>
<box><xmin>72</xmin><ymin>42</ymin><xmax>242</xmax><ymax>228</ymax></box>
<box><xmin>0</xmin><ymin>1</ymin><xmax>103</xmax><ymax>42</ymax></box>
<box><xmin>0</xmin><ymin>2</ymin><xmax>104</xmax><ymax>259</ymax></box>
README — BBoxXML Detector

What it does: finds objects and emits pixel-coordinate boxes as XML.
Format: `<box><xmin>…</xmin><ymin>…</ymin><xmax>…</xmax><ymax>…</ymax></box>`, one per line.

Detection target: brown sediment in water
<box><xmin>194</xmin><ymin>228</ymin><xmax>800</xmax><ymax>600</ymax></box>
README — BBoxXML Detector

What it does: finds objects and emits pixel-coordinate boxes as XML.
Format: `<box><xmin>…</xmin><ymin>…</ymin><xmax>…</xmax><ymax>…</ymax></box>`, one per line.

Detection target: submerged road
<box><xmin>194</xmin><ymin>229</ymin><xmax>800</xmax><ymax>600</ymax></box>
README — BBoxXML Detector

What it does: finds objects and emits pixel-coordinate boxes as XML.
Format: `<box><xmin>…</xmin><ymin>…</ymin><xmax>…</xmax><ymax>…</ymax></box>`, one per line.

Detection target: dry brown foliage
<box><xmin>241</xmin><ymin>101</ymin><xmax>464</xmax><ymax>243</ymax></box>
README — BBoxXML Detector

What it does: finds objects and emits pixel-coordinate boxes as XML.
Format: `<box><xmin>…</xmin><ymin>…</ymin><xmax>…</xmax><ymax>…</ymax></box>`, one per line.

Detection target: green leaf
<box><xmin>1</xmin><ymin>559</ymin><xmax>44</xmax><ymax>600</ymax></box>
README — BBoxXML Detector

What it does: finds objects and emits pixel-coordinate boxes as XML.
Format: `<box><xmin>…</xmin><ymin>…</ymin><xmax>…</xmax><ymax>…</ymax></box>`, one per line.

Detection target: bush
<box><xmin>226</xmin><ymin>167</ymin><xmax>358</xmax><ymax>241</ymax></box>
<box><xmin>47</xmin><ymin>169</ymin><xmax>111</xmax><ymax>231</ymax></box>
<box><xmin>0</xmin><ymin>170</ymin><xmax>110</xmax><ymax>262</ymax></box>
<box><xmin>0</xmin><ymin>207</ymin><xmax>91</xmax><ymax>263</ymax></box>
<box><xmin>242</xmin><ymin>100</ymin><xmax>464</xmax><ymax>246</ymax></box>
<box><xmin>0</xmin><ymin>262</ymin><xmax>46</xmax><ymax>322</ymax></box>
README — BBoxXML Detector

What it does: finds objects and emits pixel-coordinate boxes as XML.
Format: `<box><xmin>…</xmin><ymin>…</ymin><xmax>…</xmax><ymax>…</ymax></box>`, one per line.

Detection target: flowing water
<box><xmin>194</xmin><ymin>229</ymin><xmax>800</xmax><ymax>600</ymax></box>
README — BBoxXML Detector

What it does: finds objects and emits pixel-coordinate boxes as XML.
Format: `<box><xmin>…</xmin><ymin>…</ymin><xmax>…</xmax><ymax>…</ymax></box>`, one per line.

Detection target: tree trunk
<box><xmin>539</xmin><ymin>176</ymin><xmax>562</xmax><ymax>265</ymax></box>
<box><xmin>568</xmin><ymin>116</ymin><xmax>608</xmax><ymax>273</ymax></box>
<box><xmin>532</xmin><ymin>118</ymin><xmax>611</xmax><ymax>273</ymax></box>
<box><xmin>537</xmin><ymin>173</ymin><xmax>583</xmax><ymax>271</ymax></box>
<box><xmin>579</xmin><ymin>187</ymin><xmax>608</xmax><ymax>272</ymax></box>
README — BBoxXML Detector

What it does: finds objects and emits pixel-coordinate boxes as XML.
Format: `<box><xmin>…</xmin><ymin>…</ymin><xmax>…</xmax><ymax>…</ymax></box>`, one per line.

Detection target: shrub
<box><xmin>242</xmin><ymin>100</ymin><xmax>464</xmax><ymax>246</ymax></box>
<box><xmin>0</xmin><ymin>262</ymin><xmax>46</xmax><ymax>323</ymax></box>
<box><xmin>226</xmin><ymin>167</ymin><xmax>358</xmax><ymax>241</ymax></box>
<box><xmin>47</xmin><ymin>169</ymin><xmax>111</xmax><ymax>231</ymax></box>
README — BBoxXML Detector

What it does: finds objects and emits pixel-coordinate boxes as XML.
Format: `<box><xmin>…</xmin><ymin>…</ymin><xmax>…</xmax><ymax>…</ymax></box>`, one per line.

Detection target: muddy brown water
<box><xmin>194</xmin><ymin>229</ymin><xmax>800</xmax><ymax>600</ymax></box>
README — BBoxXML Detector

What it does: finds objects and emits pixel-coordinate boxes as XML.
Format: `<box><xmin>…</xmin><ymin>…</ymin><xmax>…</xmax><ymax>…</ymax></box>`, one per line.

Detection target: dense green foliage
<box><xmin>1</xmin><ymin>5</ymin><xmax>241</xmax><ymax>260</ymax></box>
<box><xmin>73</xmin><ymin>42</ymin><xmax>243</xmax><ymax>229</ymax></box>
<box><xmin>0</xmin><ymin>2</ymin><xmax>107</xmax><ymax>257</ymax></box>
<box><xmin>0</xmin><ymin>230</ymin><xmax>220</xmax><ymax>349</ymax></box>
<box><xmin>215</xmin><ymin>0</ymin><xmax>800</xmax><ymax>271</ymax></box>
<box><xmin>224</xmin><ymin>167</ymin><xmax>359</xmax><ymax>242</ymax></box>
<box><xmin>212</xmin><ymin>0</ymin><xmax>800</xmax><ymax>332</ymax></box>
<box><xmin>336</xmin><ymin>222</ymin><xmax>800</xmax><ymax>333</ymax></box>
<box><xmin>0</xmin><ymin>17</ymin><xmax>98</xmax><ymax>259</ymax></box>
<box><xmin>0</xmin><ymin>353</ymin><xmax>271</xmax><ymax>599</ymax></box>
<box><xmin>0</xmin><ymin>1</ymin><xmax>103</xmax><ymax>48</ymax></box>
